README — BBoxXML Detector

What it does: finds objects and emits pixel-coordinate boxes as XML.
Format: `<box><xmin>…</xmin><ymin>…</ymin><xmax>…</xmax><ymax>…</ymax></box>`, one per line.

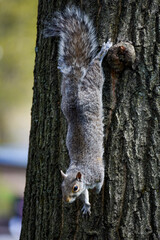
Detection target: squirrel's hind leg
<box><xmin>96</xmin><ymin>39</ymin><xmax>113</xmax><ymax>63</ymax></box>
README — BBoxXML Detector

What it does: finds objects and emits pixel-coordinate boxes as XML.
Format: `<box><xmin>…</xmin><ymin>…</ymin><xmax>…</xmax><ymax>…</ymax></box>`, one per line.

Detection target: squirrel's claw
<box><xmin>106</xmin><ymin>38</ymin><xmax>113</xmax><ymax>49</ymax></box>
<box><xmin>102</xmin><ymin>39</ymin><xmax>113</xmax><ymax>51</ymax></box>
<box><xmin>97</xmin><ymin>39</ymin><xmax>113</xmax><ymax>62</ymax></box>
<box><xmin>81</xmin><ymin>203</ymin><xmax>91</xmax><ymax>216</ymax></box>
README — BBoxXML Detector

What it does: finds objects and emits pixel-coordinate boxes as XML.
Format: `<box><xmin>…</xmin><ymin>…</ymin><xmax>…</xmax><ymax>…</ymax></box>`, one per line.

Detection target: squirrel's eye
<box><xmin>72</xmin><ymin>185</ymin><xmax>79</xmax><ymax>192</ymax></box>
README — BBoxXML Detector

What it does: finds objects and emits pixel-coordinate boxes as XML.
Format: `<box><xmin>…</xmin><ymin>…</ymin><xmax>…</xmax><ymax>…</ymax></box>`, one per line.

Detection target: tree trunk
<box><xmin>20</xmin><ymin>0</ymin><xmax>160</xmax><ymax>239</ymax></box>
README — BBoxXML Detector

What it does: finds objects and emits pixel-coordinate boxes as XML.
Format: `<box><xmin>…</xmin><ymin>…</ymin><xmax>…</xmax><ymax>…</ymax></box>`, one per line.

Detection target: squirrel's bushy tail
<box><xmin>44</xmin><ymin>6</ymin><xmax>98</xmax><ymax>74</ymax></box>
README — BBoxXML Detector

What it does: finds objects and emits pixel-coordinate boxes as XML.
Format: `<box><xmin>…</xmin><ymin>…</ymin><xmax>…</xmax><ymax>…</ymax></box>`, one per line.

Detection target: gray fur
<box><xmin>44</xmin><ymin>6</ymin><xmax>112</xmax><ymax>215</ymax></box>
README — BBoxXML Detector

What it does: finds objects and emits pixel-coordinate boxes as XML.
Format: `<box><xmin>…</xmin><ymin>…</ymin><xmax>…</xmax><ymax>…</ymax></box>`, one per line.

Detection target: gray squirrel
<box><xmin>44</xmin><ymin>6</ymin><xmax>112</xmax><ymax>215</ymax></box>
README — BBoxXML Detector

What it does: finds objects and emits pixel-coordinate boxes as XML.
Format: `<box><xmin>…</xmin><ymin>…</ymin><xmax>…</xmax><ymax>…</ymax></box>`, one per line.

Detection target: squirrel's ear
<box><xmin>76</xmin><ymin>172</ymin><xmax>82</xmax><ymax>181</ymax></box>
<box><xmin>60</xmin><ymin>170</ymin><xmax>67</xmax><ymax>179</ymax></box>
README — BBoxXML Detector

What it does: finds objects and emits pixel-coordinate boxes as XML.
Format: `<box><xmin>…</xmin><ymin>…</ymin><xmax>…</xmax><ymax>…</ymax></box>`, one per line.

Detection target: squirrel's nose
<box><xmin>64</xmin><ymin>196</ymin><xmax>70</xmax><ymax>202</ymax></box>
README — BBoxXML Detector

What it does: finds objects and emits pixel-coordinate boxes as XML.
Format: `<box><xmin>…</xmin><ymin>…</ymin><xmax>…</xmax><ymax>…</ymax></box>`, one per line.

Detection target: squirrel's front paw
<box><xmin>81</xmin><ymin>203</ymin><xmax>91</xmax><ymax>216</ymax></box>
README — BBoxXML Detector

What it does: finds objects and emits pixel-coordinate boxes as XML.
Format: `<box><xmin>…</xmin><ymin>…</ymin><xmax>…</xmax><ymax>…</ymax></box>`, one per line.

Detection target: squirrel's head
<box><xmin>61</xmin><ymin>170</ymin><xmax>85</xmax><ymax>203</ymax></box>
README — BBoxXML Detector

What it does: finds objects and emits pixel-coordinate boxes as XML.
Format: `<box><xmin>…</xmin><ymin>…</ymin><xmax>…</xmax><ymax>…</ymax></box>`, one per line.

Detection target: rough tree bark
<box><xmin>20</xmin><ymin>0</ymin><xmax>160</xmax><ymax>239</ymax></box>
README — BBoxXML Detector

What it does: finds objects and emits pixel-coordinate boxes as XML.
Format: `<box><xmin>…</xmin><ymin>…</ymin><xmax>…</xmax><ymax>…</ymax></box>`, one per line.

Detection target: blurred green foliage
<box><xmin>0</xmin><ymin>177</ymin><xmax>15</xmax><ymax>216</ymax></box>
<box><xmin>0</xmin><ymin>0</ymin><xmax>38</xmax><ymax>143</ymax></box>
<box><xmin>0</xmin><ymin>0</ymin><xmax>38</xmax><ymax>215</ymax></box>
<box><xmin>0</xmin><ymin>0</ymin><xmax>38</xmax><ymax>107</ymax></box>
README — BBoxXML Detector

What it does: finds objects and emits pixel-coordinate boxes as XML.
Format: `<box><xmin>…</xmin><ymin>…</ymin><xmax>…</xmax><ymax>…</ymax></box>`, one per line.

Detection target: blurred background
<box><xmin>0</xmin><ymin>0</ymin><xmax>38</xmax><ymax>239</ymax></box>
